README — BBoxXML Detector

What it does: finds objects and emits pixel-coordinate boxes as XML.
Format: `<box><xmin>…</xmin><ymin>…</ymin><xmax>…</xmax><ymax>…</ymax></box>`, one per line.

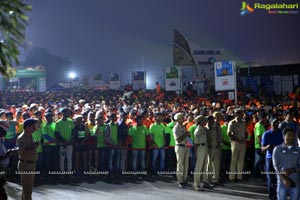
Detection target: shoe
<box><xmin>183</xmin><ymin>182</ymin><xmax>191</xmax><ymax>187</ymax></box>
<box><xmin>203</xmin><ymin>183</ymin><xmax>214</xmax><ymax>190</ymax></box>
<box><xmin>178</xmin><ymin>183</ymin><xmax>185</xmax><ymax>188</ymax></box>
<box><xmin>194</xmin><ymin>186</ymin><xmax>203</xmax><ymax>191</ymax></box>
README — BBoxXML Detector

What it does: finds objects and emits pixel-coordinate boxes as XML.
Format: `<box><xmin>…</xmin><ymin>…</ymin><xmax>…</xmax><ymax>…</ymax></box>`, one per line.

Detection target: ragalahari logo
<box><xmin>241</xmin><ymin>2</ymin><xmax>255</xmax><ymax>16</ymax></box>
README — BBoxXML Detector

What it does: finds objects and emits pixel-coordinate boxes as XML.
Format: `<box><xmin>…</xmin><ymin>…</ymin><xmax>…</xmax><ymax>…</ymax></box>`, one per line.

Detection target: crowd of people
<box><xmin>0</xmin><ymin>88</ymin><xmax>300</xmax><ymax>200</ymax></box>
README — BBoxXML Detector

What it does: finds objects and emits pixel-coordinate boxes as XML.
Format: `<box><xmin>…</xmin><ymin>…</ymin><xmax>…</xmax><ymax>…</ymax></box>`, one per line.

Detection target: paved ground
<box><xmin>6</xmin><ymin>176</ymin><xmax>269</xmax><ymax>200</ymax></box>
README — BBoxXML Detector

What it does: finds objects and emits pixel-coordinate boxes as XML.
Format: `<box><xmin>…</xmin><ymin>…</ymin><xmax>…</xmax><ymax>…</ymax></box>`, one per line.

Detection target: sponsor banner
<box><xmin>245</xmin><ymin>77</ymin><xmax>259</xmax><ymax>96</ymax></box>
<box><xmin>132</xmin><ymin>71</ymin><xmax>146</xmax><ymax>90</ymax></box>
<box><xmin>38</xmin><ymin>77</ymin><xmax>46</xmax><ymax>92</ymax></box>
<box><xmin>281</xmin><ymin>76</ymin><xmax>293</xmax><ymax>94</ymax></box>
<box><xmin>90</xmin><ymin>74</ymin><xmax>109</xmax><ymax>89</ymax></box>
<box><xmin>228</xmin><ymin>91</ymin><xmax>235</xmax><ymax>100</ymax></box>
<box><xmin>214</xmin><ymin>61</ymin><xmax>235</xmax><ymax>91</ymax></box>
<box><xmin>293</xmin><ymin>74</ymin><xmax>298</xmax><ymax>86</ymax></box>
<box><xmin>190</xmin><ymin>43</ymin><xmax>224</xmax><ymax>80</ymax></box>
<box><xmin>110</xmin><ymin>73</ymin><xmax>120</xmax><ymax>90</ymax></box>
<box><xmin>165</xmin><ymin>66</ymin><xmax>181</xmax><ymax>91</ymax></box>
<box><xmin>260</xmin><ymin>76</ymin><xmax>273</xmax><ymax>95</ymax></box>
<box><xmin>93</xmin><ymin>74</ymin><xmax>103</xmax><ymax>88</ymax></box>
<box><xmin>273</xmin><ymin>75</ymin><xmax>282</xmax><ymax>95</ymax></box>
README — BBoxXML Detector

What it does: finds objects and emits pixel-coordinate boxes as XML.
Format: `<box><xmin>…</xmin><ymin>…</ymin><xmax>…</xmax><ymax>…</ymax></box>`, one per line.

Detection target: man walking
<box><xmin>272</xmin><ymin>128</ymin><xmax>300</xmax><ymax>200</ymax></box>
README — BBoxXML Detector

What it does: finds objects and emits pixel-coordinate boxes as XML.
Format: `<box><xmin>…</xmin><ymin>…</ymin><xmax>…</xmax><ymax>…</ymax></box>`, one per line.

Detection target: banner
<box><xmin>165</xmin><ymin>66</ymin><xmax>181</xmax><ymax>91</ymax></box>
<box><xmin>110</xmin><ymin>73</ymin><xmax>120</xmax><ymax>90</ymax></box>
<box><xmin>214</xmin><ymin>61</ymin><xmax>235</xmax><ymax>91</ymax></box>
<box><xmin>132</xmin><ymin>71</ymin><xmax>146</xmax><ymax>90</ymax></box>
<box><xmin>281</xmin><ymin>76</ymin><xmax>293</xmax><ymax>94</ymax></box>
<box><xmin>260</xmin><ymin>76</ymin><xmax>273</xmax><ymax>95</ymax></box>
<box><xmin>293</xmin><ymin>74</ymin><xmax>298</xmax><ymax>86</ymax></box>
<box><xmin>245</xmin><ymin>77</ymin><xmax>259</xmax><ymax>96</ymax></box>
<box><xmin>38</xmin><ymin>77</ymin><xmax>46</xmax><ymax>92</ymax></box>
<box><xmin>273</xmin><ymin>75</ymin><xmax>282</xmax><ymax>95</ymax></box>
<box><xmin>91</xmin><ymin>73</ymin><xmax>108</xmax><ymax>89</ymax></box>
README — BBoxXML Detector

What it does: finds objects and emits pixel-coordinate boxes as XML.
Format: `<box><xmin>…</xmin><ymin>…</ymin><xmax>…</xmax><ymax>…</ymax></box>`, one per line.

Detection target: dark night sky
<box><xmin>23</xmin><ymin>0</ymin><xmax>300</xmax><ymax>88</ymax></box>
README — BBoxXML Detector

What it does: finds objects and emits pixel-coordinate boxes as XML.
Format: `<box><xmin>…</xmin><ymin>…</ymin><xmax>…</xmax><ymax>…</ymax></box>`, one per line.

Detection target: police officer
<box><xmin>227</xmin><ymin>108</ymin><xmax>247</xmax><ymax>181</ymax></box>
<box><xmin>206</xmin><ymin>114</ymin><xmax>222</xmax><ymax>185</ymax></box>
<box><xmin>173</xmin><ymin>112</ymin><xmax>190</xmax><ymax>188</ymax></box>
<box><xmin>16</xmin><ymin>118</ymin><xmax>39</xmax><ymax>200</ymax></box>
<box><xmin>193</xmin><ymin>115</ymin><xmax>210</xmax><ymax>191</ymax></box>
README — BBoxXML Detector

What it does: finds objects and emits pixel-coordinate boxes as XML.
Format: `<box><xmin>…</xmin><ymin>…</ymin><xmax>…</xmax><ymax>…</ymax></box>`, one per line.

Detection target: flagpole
<box><xmin>234</xmin><ymin>62</ymin><xmax>238</xmax><ymax>105</ymax></box>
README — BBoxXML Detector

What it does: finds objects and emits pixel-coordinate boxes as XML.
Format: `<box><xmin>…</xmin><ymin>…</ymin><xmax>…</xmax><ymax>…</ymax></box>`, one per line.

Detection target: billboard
<box><xmin>165</xmin><ymin>66</ymin><xmax>181</xmax><ymax>91</ymax></box>
<box><xmin>132</xmin><ymin>71</ymin><xmax>146</xmax><ymax>90</ymax></box>
<box><xmin>214</xmin><ymin>61</ymin><xmax>235</xmax><ymax>91</ymax></box>
<box><xmin>110</xmin><ymin>73</ymin><xmax>120</xmax><ymax>90</ymax></box>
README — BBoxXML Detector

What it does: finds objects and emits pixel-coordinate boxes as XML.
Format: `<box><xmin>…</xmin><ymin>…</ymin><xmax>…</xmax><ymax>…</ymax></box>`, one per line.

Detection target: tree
<box><xmin>0</xmin><ymin>0</ymin><xmax>31</xmax><ymax>78</ymax></box>
<box><xmin>22</xmin><ymin>47</ymin><xmax>72</xmax><ymax>86</ymax></box>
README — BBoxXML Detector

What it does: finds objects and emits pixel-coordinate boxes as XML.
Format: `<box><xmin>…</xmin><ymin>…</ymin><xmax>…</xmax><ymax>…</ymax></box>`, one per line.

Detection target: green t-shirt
<box><xmin>104</xmin><ymin>123</ymin><xmax>119</xmax><ymax>146</ymax></box>
<box><xmin>88</xmin><ymin>123</ymin><xmax>95</xmax><ymax>136</ymax></box>
<box><xmin>221</xmin><ymin>124</ymin><xmax>231</xmax><ymax>150</ymax></box>
<box><xmin>5</xmin><ymin>121</ymin><xmax>17</xmax><ymax>140</ymax></box>
<box><xmin>188</xmin><ymin>124</ymin><xmax>197</xmax><ymax>142</ymax></box>
<box><xmin>42</xmin><ymin>122</ymin><xmax>57</xmax><ymax>146</ymax></box>
<box><xmin>167</xmin><ymin>122</ymin><xmax>175</xmax><ymax>146</ymax></box>
<box><xmin>254</xmin><ymin>122</ymin><xmax>266</xmax><ymax>149</ymax></box>
<box><xmin>128</xmin><ymin>125</ymin><xmax>149</xmax><ymax>149</ymax></box>
<box><xmin>110</xmin><ymin>124</ymin><xmax>119</xmax><ymax>144</ymax></box>
<box><xmin>32</xmin><ymin>128</ymin><xmax>43</xmax><ymax>153</ymax></box>
<box><xmin>55</xmin><ymin>118</ymin><xmax>74</xmax><ymax>142</ymax></box>
<box><xmin>93</xmin><ymin>124</ymin><xmax>106</xmax><ymax>148</ymax></box>
<box><xmin>149</xmin><ymin>123</ymin><xmax>165</xmax><ymax>148</ymax></box>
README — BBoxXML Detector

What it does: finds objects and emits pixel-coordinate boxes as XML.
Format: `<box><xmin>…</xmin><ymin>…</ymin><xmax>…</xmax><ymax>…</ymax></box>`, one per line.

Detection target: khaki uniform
<box><xmin>227</xmin><ymin>118</ymin><xmax>247</xmax><ymax>180</ymax></box>
<box><xmin>193</xmin><ymin>125</ymin><xmax>208</xmax><ymax>188</ymax></box>
<box><xmin>173</xmin><ymin>122</ymin><xmax>189</xmax><ymax>184</ymax></box>
<box><xmin>206</xmin><ymin>123</ymin><xmax>222</xmax><ymax>183</ymax></box>
<box><xmin>16</xmin><ymin>132</ymin><xmax>38</xmax><ymax>200</ymax></box>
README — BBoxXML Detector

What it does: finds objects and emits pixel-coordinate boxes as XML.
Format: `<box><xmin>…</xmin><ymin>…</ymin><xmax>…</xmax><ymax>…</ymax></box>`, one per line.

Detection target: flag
<box><xmin>174</xmin><ymin>29</ymin><xmax>192</xmax><ymax>55</ymax></box>
<box><xmin>173</xmin><ymin>29</ymin><xmax>198</xmax><ymax>77</ymax></box>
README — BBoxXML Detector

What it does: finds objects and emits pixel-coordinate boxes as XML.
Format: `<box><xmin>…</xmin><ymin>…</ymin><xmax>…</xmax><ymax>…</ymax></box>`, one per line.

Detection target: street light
<box><xmin>68</xmin><ymin>71</ymin><xmax>77</xmax><ymax>79</ymax></box>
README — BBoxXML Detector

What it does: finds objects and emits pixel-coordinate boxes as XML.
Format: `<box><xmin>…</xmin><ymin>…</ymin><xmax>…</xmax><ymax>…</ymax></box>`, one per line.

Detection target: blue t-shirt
<box><xmin>261</xmin><ymin>129</ymin><xmax>284</xmax><ymax>159</ymax></box>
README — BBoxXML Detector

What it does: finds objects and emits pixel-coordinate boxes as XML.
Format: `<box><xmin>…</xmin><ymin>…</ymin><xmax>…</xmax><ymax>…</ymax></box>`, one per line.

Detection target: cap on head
<box><xmin>213</xmin><ymin>111</ymin><xmax>221</xmax><ymax>118</ymax></box>
<box><xmin>195</xmin><ymin>115</ymin><xmax>205</xmax><ymax>123</ymax></box>
<box><xmin>29</xmin><ymin>103</ymin><xmax>38</xmax><ymax>110</ymax></box>
<box><xmin>79</xmin><ymin>99</ymin><xmax>85</xmax><ymax>104</ymax></box>
<box><xmin>271</xmin><ymin>118</ymin><xmax>280</xmax><ymax>124</ymax></box>
<box><xmin>73</xmin><ymin>115</ymin><xmax>83</xmax><ymax>121</ymax></box>
<box><xmin>23</xmin><ymin>118</ymin><xmax>38</xmax><ymax>129</ymax></box>
<box><xmin>174</xmin><ymin>113</ymin><xmax>184</xmax><ymax>121</ymax></box>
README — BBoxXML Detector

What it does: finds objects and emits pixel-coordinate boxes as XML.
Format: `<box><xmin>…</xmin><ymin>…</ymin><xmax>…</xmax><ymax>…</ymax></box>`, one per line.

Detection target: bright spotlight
<box><xmin>68</xmin><ymin>71</ymin><xmax>76</xmax><ymax>79</ymax></box>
